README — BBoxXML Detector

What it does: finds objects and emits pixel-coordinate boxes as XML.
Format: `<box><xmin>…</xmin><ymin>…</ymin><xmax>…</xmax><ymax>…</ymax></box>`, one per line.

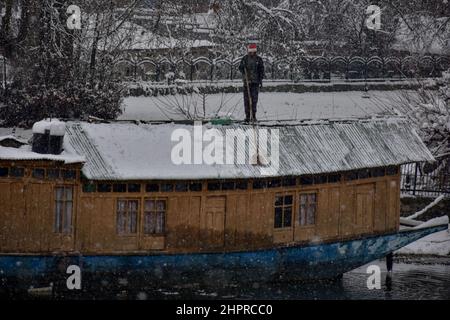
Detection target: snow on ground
<box><xmin>121</xmin><ymin>90</ymin><xmax>411</xmax><ymax>121</ymax></box>
<box><xmin>396</xmin><ymin>225</ymin><xmax>450</xmax><ymax>256</ymax></box>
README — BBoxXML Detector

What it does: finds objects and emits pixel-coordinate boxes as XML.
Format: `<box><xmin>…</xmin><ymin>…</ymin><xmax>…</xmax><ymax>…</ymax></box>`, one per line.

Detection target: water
<box><xmin>125</xmin><ymin>261</ymin><xmax>450</xmax><ymax>300</ymax></box>
<box><xmin>7</xmin><ymin>258</ymin><xmax>450</xmax><ymax>300</ymax></box>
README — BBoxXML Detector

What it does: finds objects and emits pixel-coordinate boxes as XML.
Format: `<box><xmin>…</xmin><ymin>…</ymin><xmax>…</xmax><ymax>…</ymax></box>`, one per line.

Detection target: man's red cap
<box><xmin>248</xmin><ymin>43</ymin><xmax>257</xmax><ymax>53</ymax></box>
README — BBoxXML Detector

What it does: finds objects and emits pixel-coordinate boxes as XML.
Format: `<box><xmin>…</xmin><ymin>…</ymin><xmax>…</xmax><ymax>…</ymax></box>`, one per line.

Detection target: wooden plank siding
<box><xmin>0</xmin><ymin>161</ymin><xmax>81</xmax><ymax>253</ymax></box>
<box><xmin>0</xmin><ymin>161</ymin><xmax>402</xmax><ymax>255</ymax></box>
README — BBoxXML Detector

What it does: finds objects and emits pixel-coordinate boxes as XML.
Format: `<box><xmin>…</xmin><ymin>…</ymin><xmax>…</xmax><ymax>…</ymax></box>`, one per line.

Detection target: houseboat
<box><xmin>0</xmin><ymin>117</ymin><xmax>447</xmax><ymax>288</ymax></box>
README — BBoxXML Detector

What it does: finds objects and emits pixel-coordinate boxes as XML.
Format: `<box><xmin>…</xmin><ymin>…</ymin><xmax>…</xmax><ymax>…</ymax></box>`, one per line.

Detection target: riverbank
<box><xmin>395</xmin><ymin>224</ymin><xmax>450</xmax><ymax>256</ymax></box>
<box><xmin>394</xmin><ymin>254</ymin><xmax>450</xmax><ymax>265</ymax></box>
<box><xmin>399</xmin><ymin>197</ymin><xmax>450</xmax><ymax>257</ymax></box>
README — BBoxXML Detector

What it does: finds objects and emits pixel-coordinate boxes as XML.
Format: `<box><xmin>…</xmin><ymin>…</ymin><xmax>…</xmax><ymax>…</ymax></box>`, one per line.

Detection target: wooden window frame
<box><xmin>116</xmin><ymin>199</ymin><xmax>140</xmax><ymax>236</ymax></box>
<box><xmin>274</xmin><ymin>193</ymin><xmax>294</xmax><ymax>230</ymax></box>
<box><xmin>143</xmin><ymin>198</ymin><xmax>167</xmax><ymax>236</ymax></box>
<box><xmin>54</xmin><ymin>185</ymin><xmax>74</xmax><ymax>235</ymax></box>
<box><xmin>299</xmin><ymin>191</ymin><xmax>318</xmax><ymax>227</ymax></box>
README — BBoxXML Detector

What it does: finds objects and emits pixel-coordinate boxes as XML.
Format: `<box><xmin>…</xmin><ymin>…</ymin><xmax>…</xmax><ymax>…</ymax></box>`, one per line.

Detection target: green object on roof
<box><xmin>211</xmin><ymin>117</ymin><xmax>233</xmax><ymax>125</ymax></box>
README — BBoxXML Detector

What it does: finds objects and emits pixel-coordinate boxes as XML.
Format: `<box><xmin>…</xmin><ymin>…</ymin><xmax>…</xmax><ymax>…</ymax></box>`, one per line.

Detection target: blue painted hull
<box><xmin>0</xmin><ymin>225</ymin><xmax>447</xmax><ymax>285</ymax></box>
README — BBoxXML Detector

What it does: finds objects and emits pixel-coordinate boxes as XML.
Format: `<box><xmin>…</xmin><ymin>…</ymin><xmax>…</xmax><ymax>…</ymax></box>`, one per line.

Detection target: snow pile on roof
<box><xmin>64</xmin><ymin>118</ymin><xmax>434</xmax><ymax>181</ymax></box>
<box><xmin>0</xmin><ymin>135</ymin><xmax>28</xmax><ymax>145</ymax></box>
<box><xmin>32</xmin><ymin>119</ymin><xmax>66</xmax><ymax>136</ymax></box>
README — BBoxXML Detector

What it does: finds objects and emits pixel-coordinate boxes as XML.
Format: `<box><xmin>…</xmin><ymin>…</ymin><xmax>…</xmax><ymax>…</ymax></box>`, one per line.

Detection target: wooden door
<box><xmin>201</xmin><ymin>196</ymin><xmax>226</xmax><ymax>250</ymax></box>
<box><xmin>8</xmin><ymin>183</ymin><xmax>25</xmax><ymax>251</ymax></box>
<box><xmin>355</xmin><ymin>184</ymin><xmax>375</xmax><ymax>234</ymax></box>
<box><xmin>25</xmin><ymin>183</ymin><xmax>52</xmax><ymax>252</ymax></box>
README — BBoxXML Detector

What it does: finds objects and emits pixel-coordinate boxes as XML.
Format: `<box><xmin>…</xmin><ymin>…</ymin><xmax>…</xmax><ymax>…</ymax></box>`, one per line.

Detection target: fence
<box><xmin>113</xmin><ymin>55</ymin><xmax>450</xmax><ymax>83</ymax></box>
<box><xmin>401</xmin><ymin>158</ymin><xmax>450</xmax><ymax>198</ymax></box>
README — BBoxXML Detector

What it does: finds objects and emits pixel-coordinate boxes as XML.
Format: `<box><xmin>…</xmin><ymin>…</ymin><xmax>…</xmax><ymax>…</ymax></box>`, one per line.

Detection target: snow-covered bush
<box><xmin>0</xmin><ymin>81</ymin><xmax>123</xmax><ymax>127</ymax></box>
<box><xmin>406</xmin><ymin>76</ymin><xmax>450</xmax><ymax>158</ymax></box>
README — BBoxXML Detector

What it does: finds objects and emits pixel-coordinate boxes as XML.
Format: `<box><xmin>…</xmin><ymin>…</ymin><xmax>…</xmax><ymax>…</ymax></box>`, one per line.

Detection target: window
<box><xmin>313</xmin><ymin>175</ymin><xmax>328</xmax><ymax>185</ymax></box>
<box><xmin>144</xmin><ymin>199</ymin><xmax>166</xmax><ymax>235</ymax></box>
<box><xmin>54</xmin><ymin>186</ymin><xmax>74</xmax><ymax>234</ymax></box>
<box><xmin>47</xmin><ymin>169</ymin><xmax>60</xmax><ymax>180</ymax></box>
<box><xmin>345</xmin><ymin>171</ymin><xmax>358</xmax><ymax>181</ymax></box>
<box><xmin>299</xmin><ymin>176</ymin><xmax>313</xmax><ymax>186</ymax></box>
<box><xmin>268</xmin><ymin>179</ymin><xmax>282</xmax><ymax>188</ymax></box>
<box><xmin>236</xmin><ymin>181</ymin><xmax>248</xmax><ymax>190</ymax></box>
<box><xmin>175</xmin><ymin>183</ymin><xmax>188</xmax><ymax>192</ymax></box>
<box><xmin>190</xmin><ymin>183</ymin><xmax>202</xmax><ymax>192</ymax></box>
<box><xmin>82</xmin><ymin>183</ymin><xmax>96</xmax><ymax>193</ymax></box>
<box><xmin>0</xmin><ymin>167</ymin><xmax>8</xmax><ymax>177</ymax></box>
<box><xmin>371</xmin><ymin>168</ymin><xmax>385</xmax><ymax>177</ymax></box>
<box><xmin>116</xmin><ymin>199</ymin><xmax>139</xmax><ymax>235</ymax></box>
<box><xmin>161</xmin><ymin>183</ymin><xmax>174</xmax><ymax>192</ymax></box>
<box><xmin>62</xmin><ymin>170</ymin><xmax>76</xmax><ymax>180</ymax></box>
<box><xmin>299</xmin><ymin>193</ymin><xmax>317</xmax><ymax>226</ymax></box>
<box><xmin>386</xmin><ymin>166</ymin><xmax>399</xmax><ymax>176</ymax></box>
<box><xmin>328</xmin><ymin>174</ymin><xmax>341</xmax><ymax>183</ymax></box>
<box><xmin>146</xmin><ymin>183</ymin><xmax>160</xmax><ymax>192</ymax></box>
<box><xmin>253</xmin><ymin>180</ymin><xmax>267</xmax><ymax>190</ymax></box>
<box><xmin>10</xmin><ymin>167</ymin><xmax>24</xmax><ymax>178</ymax></box>
<box><xmin>32</xmin><ymin>168</ymin><xmax>45</xmax><ymax>179</ymax></box>
<box><xmin>221</xmin><ymin>181</ymin><xmax>235</xmax><ymax>191</ymax></box>
<box><xmin>98</xmin><ymin>183</ymin><xmax>112</xmax><ymax>192</ymax></box>
<box><xmin>207</xmin><ymin>182</ymin><xmax>221</xmax><ymax>191</ymax></box>
<box><xmin>282</xmin><ymin>177</ymin><xmax>297</xmax><ymax>187</ymax></box>
<box><xmin>128</xmin><ymin>184</ymin><xmax>141</xmax><ymax>193</ymax></box>
<box><xmin>358</xmin><ymin>169</ymin><xmax>371</xmax><ymax>179</ymax></box>
<box><xmin>274</xmin><ymin>194</ymin><xmax>293</xmax><ymax>229</ymax></box>
<box><xmin>113</xmin><ymin>184</ymin><xmax>127</xmax><ymax>193</ymax></box>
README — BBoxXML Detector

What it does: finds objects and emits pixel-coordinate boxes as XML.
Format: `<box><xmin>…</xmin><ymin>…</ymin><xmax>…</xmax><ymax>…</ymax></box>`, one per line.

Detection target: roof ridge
<box><xmin>66</xmin><ymin>116</ymin><xmax>409</xmax><ymax>128</ymax></box>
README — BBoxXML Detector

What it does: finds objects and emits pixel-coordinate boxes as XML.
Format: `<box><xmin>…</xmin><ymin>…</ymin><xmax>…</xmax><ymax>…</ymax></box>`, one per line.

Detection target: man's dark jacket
<box><xmin>239</xmin><ymin>55</ymin><xmax>265</xmax><ymax>85</ymax></box>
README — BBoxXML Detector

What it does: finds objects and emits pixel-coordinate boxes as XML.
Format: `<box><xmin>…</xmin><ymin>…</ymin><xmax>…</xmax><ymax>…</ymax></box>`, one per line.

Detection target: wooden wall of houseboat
<box><xmin>0</xmin><ymin>161</ymin><xmax>81</xmax><ymax>253</ymax></box>
<box><xmin>0</xmin><ymin>161</ymin><xmax>401</xmax><ymax>255</ymax></box>
<box><xmin>71</xmin><ymin>174</ymin><xmax>402</xmax><ymax>253</ymax></box>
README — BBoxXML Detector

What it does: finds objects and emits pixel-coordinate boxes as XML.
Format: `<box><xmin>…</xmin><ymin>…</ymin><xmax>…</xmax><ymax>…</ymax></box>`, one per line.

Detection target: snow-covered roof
<box><xmin>0</xmin><ymin>145</ymin><xmax>85</xmax><ymax>164</ymax></box>
<box><xmin>63</xmin><ymin>118</ymin><xmax>434</xmax><ymax>181</ymax></box>
<box><xmin>98</xmin><ymin>21</ymin><xmax>214</xmax><ymax>51</ymax></box>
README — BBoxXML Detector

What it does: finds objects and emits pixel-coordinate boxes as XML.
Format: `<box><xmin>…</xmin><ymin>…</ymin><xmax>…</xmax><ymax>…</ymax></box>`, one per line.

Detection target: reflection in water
<box><xmin>132</xmin><ymin>261</ymin><xmax>449</xmax><ymax>300</ymax></box>
<box><xmin>4</xmin><ymin>260</ymin><xmax>450</xmax><ymax>300</ymax></box>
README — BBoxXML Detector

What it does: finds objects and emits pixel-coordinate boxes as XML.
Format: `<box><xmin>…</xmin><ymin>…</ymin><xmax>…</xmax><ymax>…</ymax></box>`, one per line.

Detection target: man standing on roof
<box><xmin>239</xmin><ymin>43</ymin><xmax>265</xmax><ymax>122</ymax></box>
